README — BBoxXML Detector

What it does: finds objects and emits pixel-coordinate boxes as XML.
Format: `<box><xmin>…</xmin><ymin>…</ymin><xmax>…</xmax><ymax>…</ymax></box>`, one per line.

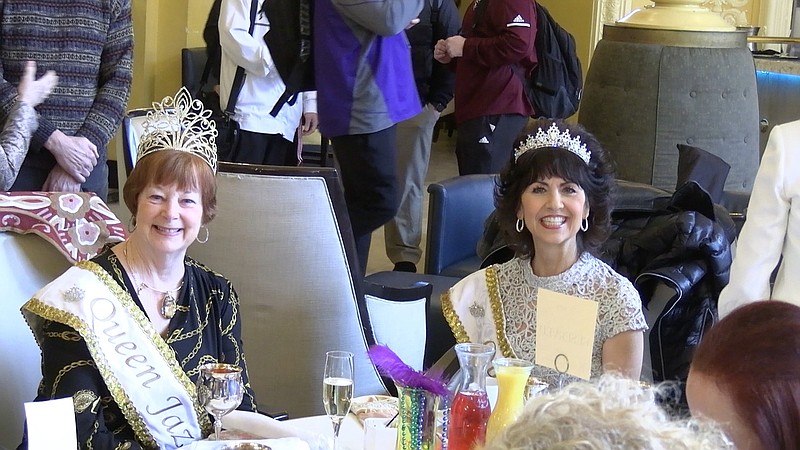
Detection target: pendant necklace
<box><xmin>137</xmin><ymin>280</ymin><xmax>184</xmax><ymax>319</ymax></box>
<box><xmin>123</xmin><ymin>243</ymin><xmax>184</xmax><ymax>319</ymax></box>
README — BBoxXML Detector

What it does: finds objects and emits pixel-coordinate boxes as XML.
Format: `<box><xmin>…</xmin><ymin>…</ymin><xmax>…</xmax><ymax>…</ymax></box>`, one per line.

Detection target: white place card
<box><xmin>24</xmin><ymin>397</ymin><xmax>78</xmax><ymax>450</ymax></box>
<box><xmin>535</xmin><ymin>288</ymin><xmax>598</xmax><ymax>380</ymax></box>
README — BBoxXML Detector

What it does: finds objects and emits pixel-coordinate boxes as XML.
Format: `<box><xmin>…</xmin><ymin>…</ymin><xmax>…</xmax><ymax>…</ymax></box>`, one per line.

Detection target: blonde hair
<box><xmin>482</xmin><ymin>375</ymin><xmax>729</xmax><ymax>450</ymax></box>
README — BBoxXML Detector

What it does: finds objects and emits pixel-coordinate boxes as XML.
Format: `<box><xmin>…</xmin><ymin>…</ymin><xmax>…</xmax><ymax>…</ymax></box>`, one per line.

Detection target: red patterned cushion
<box><xmin>0</xmin><ymin>192</ymin><xmax>128</xmax><ymax>263</ymax></box>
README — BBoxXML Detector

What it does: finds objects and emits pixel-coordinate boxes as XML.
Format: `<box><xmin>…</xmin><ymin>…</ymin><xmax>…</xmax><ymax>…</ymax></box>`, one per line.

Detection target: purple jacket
<box><xmin>314</xmin><ymin>0</ymin><xmax>423</xmax><ymax>137</ymax></box>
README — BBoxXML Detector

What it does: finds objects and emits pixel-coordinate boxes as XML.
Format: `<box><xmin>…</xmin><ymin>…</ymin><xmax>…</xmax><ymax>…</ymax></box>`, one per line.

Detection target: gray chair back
<box><xmin>188</xmin><ymin>163</ymin><xmax>387</xmax><ymax>418</ymax></box>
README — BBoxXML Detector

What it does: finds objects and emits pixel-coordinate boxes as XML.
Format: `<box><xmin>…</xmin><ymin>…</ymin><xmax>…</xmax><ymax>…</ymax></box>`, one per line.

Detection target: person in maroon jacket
<box><xmin>434</xmin><ymin>0</ymin><xmax>537</xmax><ymax>175</ymax></box>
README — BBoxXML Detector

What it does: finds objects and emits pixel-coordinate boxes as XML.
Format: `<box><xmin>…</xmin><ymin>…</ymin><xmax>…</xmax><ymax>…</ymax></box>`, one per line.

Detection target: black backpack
<box><xmin>261</xmin><ymin>0</ymin><xmax>315</xmax><ymax>117</ymax></box>
<box><xmin>525</xmin><ymin>3</ymin><xmax>583</xmax><ymax>119</ymax></box>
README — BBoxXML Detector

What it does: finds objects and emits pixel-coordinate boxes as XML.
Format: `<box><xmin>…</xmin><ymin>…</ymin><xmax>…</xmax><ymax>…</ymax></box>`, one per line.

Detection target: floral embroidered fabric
<box><xmin>495</xmin><ymin>253</ymin><xmax>646</xmax><ymax>386</ymax></box>
<box><xmin>0</xmin><ymin>191</ymin><xmax>127</xmax><ymax>262</ymax></box>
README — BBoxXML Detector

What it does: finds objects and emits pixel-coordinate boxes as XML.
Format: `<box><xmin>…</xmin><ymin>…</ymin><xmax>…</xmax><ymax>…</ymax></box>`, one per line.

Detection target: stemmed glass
<box><xmin>197</xmin><ymin>363</ymin><xmax>244</xmax><ymax>441</ymax></box>
<box><xmin>322</xmin><ymin>351</ymin><xmax>354</xmax><ymax>450</ymax></box>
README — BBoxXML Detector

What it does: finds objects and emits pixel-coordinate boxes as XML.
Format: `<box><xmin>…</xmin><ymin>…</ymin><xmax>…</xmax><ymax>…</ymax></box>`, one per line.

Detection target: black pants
<box><xmin>456</xmin><ymin>114</ymin><xmax>529</xmax><ymax>175</ymax></box>
<box><xmin>12</xmin><ymin>161</ymin><xmax>109</xmax><ymax>201</ymax></box>
<box><xmin>229</xmin><ymin>129</ymin><xmax>297</xmax><ymax>166</ymax></box>
<box><xmin>331</xmin><ymin>127</ymin><xmax>399</xmax><ymax>274</ymax></box>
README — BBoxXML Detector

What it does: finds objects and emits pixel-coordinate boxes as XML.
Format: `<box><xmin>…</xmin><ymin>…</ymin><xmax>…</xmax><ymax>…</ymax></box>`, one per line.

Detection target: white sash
<box><xmin>23</xmin><ymin>261</ymin><xmax>211</xmax><ymax>449</ymax></box>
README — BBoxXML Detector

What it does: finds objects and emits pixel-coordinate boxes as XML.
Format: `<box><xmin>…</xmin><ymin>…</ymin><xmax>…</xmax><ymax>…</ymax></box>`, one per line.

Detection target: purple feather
<box><xmin>368</xmin><ymin>344</ymin><xmax>450</xmax><ymax>397</ymax></box>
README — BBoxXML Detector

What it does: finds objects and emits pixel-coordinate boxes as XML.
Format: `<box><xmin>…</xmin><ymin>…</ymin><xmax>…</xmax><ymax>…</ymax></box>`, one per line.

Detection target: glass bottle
<box><xmin>447</xmin><ymin>343</ymin><xmax>495</xmax><ymax>450</ymax></box>
<box><xmin>485</xmin><ymin>358</ymin><xmax>534</xmax><ymax>444</ymax></box>
<box><xmin>394</xmin><ymin>385</ymin><xmax>441</xmax><ymax>450</ymax></box>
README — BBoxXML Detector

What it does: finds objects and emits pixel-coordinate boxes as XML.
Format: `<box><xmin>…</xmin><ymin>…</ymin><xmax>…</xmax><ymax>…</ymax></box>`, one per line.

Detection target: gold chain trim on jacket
<box><xmin>441</xmin><ymin>290</ymin><xmax>469</xmax><ymax>343</ymax></box>
<box><xmin>485</xmin><ymin>267</ymin><xmax>515</xmax><ymax>358</ymax></box>
<box><xmin>52</xmin><ymin>360</ymin><xmax>95</xmax><ymax>395</ymax></box>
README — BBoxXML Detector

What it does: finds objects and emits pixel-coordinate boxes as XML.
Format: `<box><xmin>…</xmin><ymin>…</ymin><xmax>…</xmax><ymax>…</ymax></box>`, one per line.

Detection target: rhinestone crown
<box><xmin>137</xmin><ymin>87</ymin><xmax>218</xmax><ymax>173</ymax></box>
<box><xmin>514</xmin><ymin>123</ymin><xmax>591</xmax><ymax>164</ymax></box>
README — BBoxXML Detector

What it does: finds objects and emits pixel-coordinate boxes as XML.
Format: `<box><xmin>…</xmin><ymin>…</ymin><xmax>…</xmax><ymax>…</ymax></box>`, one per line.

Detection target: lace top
<box><xmin>444</xmin><ymin>252</ymin><xmax>647</xmax><ymax>386</ymax></box>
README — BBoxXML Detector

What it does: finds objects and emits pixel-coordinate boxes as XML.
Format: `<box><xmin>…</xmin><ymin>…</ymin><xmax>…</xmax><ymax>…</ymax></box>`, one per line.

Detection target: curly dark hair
<box><xmin>495</xmin><ymin>119</ymin><xmax>616</xmax><ymax>258</ymax></box>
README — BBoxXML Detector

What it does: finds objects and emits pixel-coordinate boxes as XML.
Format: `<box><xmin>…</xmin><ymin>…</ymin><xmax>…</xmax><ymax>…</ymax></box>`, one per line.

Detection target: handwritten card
<box><xmin>24</xmin><ymin>397</ymin><xmax>78</xmax><ymax>450</ymax></box>
<box><xmin>535</xmin><ymin>288</ymin><xmax>598</xmax><ymax>380</ymax></box>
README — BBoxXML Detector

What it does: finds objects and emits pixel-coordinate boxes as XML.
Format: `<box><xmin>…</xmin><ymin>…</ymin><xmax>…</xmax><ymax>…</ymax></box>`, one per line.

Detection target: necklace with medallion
<box><xmin>122</xmin><ymin>243</ymin><xmax>184</xmax><ymax>319</ymax></box>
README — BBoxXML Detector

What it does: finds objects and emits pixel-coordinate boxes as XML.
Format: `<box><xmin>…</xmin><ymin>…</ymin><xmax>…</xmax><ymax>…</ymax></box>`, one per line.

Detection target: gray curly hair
<box><xmin>482</xmin><ymin>375</ymin><xmax>731</xmax><ymax>450</ymax></box>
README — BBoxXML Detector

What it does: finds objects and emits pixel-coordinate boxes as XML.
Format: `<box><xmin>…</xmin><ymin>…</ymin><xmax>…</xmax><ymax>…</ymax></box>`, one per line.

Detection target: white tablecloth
<box><xmin>222</xmin><ymin>411</ymin><xmax>364</xmax><ymax>450</ymax></box>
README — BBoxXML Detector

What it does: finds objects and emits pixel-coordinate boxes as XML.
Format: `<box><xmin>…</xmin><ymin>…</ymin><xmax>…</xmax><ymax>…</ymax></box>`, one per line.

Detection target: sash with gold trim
<box><xmin>22</xmin><ymin>261</ymin><xmax>212</xmax><ymax>449</ymax></box>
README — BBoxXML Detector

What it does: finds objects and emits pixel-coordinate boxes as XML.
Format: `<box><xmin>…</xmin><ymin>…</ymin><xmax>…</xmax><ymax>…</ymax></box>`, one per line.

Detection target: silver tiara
<box><xmin>514</xmin><ymin>123</ymin><xmax>591</xmax><ymax>164</ymax></box>
<box><xmin>137</xmin><ymin>87</ymin><xmax>218</xmax><ymax>173</ymax></box>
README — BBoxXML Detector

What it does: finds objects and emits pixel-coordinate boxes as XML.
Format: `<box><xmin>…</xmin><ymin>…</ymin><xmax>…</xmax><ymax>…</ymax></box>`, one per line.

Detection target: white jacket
<box><xmin>719</xmin><ymin>120</ymin><xmax>800</xmax><ymax>317</ymax></box>
<box><xmin>218</xmin><ymin>0</ymin><xmax>316</xmax><ymax>140</ymax></box>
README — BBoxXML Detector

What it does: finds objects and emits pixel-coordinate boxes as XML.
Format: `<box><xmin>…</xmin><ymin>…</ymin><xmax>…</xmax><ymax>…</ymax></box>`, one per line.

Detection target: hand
<box><xmin>17</xmin><ymin>61</ymin><xmax>58</xmax><ymax>107</ymax></box>
<box><xmin>434</xmin><ymin>40</ymin><xmax>452</xmax><ymax>64</ymax></box>
<box><xmin>301</xmin><ymin>112</ymin><xmax>319</xmax><ymax>136</ymax></box>
<box><xmin>406</xmin><ymin>18</ymin><xmax>421</xmax><ymax>29</ymax></box>
<box><xmin>442</xmin><ymin>36</ymin><xmax>466</xmax><ymax>59</ymax></box>
<box><xmin>44</xmin><ymin>130</ymin><xmax>98</xmax><ymax>183</ymax></box>
<box><xmin>42</xmin><ymin>166</ymin><xmax>82</xmax><ymax>192</ymax></box>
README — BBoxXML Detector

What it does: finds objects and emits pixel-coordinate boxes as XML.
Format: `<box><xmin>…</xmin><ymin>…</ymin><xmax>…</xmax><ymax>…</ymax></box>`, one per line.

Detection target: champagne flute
<box><xmin>322</xmin><ymin>351</ymin><xmax>354</xmax><ymax>450</ymax></box>
<box><xmin>197</xmin><ymin>363</ymin><xmax>244</xmax><ymax>441</ymax></box>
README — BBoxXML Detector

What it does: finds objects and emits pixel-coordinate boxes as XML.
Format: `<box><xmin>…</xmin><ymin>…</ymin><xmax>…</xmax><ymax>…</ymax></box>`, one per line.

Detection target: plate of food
<box><xmin>349</xmin><ymin>395</ymin><xmax>398</xmax><ymax>424</ymax></box>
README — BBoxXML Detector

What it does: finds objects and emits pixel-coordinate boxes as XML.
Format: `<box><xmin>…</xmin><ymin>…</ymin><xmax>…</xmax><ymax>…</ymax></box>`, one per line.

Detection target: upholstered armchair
<box><xmin>187</xmin><ymin>163</ymin><xmax>388</xmax><ymax>418</ymax></box>
<box><xmin>424</xmin><ymin>174</ymin><xmax>497</xmax><ymax>277</ymax></box>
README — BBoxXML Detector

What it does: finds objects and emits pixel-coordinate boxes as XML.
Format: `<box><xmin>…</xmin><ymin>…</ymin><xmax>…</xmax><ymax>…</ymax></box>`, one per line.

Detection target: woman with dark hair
<box><xmin>443</xmin><ymin>119</ymin><xmax>646</xmax><ymax>385</ymax></box>
<box><xmin>687</xmin><ymin>301</ymin><xmax>800</xmax><ymax>450</ymax></box>
<box><xmin>20</xmin><ymin>88</ymin><xmax>257</xmax><ymax>449</ymax></box>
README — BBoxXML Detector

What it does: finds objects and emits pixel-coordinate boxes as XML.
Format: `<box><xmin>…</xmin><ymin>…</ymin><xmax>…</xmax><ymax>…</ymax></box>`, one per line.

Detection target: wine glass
<box><xmin>197</xmin><ymin>363</ymin><xmax>244</xmax><ymax>441</ymax></box>
<box><xmin>322</xmin><ymin>351</ymin><xmax>354</xmax><ymax>450</ymax></box>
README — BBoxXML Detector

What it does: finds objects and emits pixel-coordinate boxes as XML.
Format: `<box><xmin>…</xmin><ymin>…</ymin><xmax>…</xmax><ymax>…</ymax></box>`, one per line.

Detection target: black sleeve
<box><xmin>426</xmin><ymin>0</ymin><xmax>461</xmax><ymax>107</ymax></box>
<box><xmin>203</xmin><ymin>0</ymin><xmax>223</xmax><ymax>81</ymax></box>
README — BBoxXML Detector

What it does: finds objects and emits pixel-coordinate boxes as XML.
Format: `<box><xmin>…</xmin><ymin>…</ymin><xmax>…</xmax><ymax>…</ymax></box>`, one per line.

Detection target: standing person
<box><xmin>219</xmin><ymin>0</ymin><xmax>319</xmax><ymax>166</ymax></box>
<box><xmin>718</xmin><ymin>120</ymin><xmax>800</xmax><ymax>318</ymax></box>
<box><xmin>0</xmin><ymin>61</ymin><xmax>58</xmax><ymax>190</ymax></box>
<box><xmin>434</xmin><ymin>0</ymin><xmax>536</xmax><ymax>175</ymax></box>
<box><xmin>0</xmin><ymin>0</ymin><xmax>133</xmax><ymax>201</ymax></box>
<box><xmin>315</xmin><ymin>0</ymin><xmax>424</xmax><ymax>272</ymax></box>
<box><xmin>385</xmin><ymin>0</ymin><xmax>460</xmax><ymax>273</ymax></box>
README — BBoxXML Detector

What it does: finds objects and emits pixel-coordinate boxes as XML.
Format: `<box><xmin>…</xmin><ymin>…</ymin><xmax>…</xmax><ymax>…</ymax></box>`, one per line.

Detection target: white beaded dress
<box><xmin>443</xmin><ymin>252</ymin><xmax>647</xmax><ymax>386</ymax></box>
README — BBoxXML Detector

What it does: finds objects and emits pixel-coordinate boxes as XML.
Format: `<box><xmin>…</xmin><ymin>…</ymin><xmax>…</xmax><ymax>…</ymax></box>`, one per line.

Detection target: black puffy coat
<box><xmin>604</xmin><ymin>182</ymin><xmax>734</xmax><ymax>386</ymax></box>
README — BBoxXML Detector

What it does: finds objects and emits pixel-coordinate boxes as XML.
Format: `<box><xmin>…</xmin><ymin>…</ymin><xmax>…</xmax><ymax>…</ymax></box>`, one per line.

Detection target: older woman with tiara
<box><xmin>19</xmin><ymin>88</ymin><xmax>257</xmax><ymax>449</ymax></box>
<box><xmin>443</xmin><ymin>119</ymin><xmax>647</xmax><ymax>386</ymax></box>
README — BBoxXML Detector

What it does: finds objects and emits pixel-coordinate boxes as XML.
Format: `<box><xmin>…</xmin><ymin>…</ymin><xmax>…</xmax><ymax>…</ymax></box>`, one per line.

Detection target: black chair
<box><xmin>119</xmin><ymin>108</ymin><xmax>153</xmax><ymax>177</ymax></box>
<box><xmin>365</xmin><ymin>271</ymin><xmax>459</xmax><ymax>369</ymax></box>
<box><xmin>361</xmin><ymin>280</ymin><xmax>433</xmax><ymax>395</ymax></box>
<box><xmin>181</xmin><ymin>47</ymin><xmax>212</xmax><ymax>92</ymax></box>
